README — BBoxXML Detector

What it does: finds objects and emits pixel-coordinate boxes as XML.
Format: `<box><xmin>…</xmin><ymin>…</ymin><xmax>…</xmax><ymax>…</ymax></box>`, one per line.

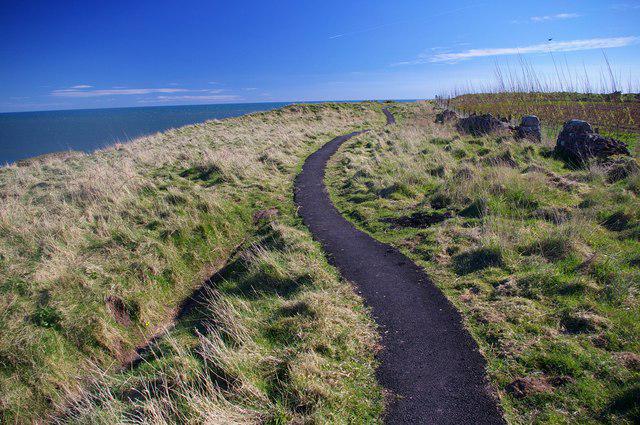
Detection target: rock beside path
<box><xmin>555</xmin><ymin>119</ymin><xmax>630</xmax><ymax>164</ymax></box>
<box><xmin>435</xmin><ymin>109</ymin><xmax>459</xmax><ymax>124</ymax></box>
<box><xmin>515</xmin><ymin>115</ymin><xmax>541</xmax><ymax>141</ymax></box>
<box><xmin>456</xmin><ymin>113</ymin><xmax>508</xmax><ymax>136</ymax></box>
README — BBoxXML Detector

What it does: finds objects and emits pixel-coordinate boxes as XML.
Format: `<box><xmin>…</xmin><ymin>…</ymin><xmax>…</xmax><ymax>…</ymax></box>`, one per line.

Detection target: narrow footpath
<box><xmin>294</xmin><ymin>108</ymin><xmax>505</xmax><ymax>424</ymax></box>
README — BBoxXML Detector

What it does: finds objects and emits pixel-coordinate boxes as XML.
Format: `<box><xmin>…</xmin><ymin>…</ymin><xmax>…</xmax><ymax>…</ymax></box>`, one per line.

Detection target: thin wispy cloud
<box><xmin>531</xmin><ymin>13</ymin><xmax>580</xmax><ymax>22</ymax></box>
<box><xmin>394</xmin><ymin>36</ymin><xmax>639</xmax><ymax>65</ymax></box>
<box><xmin>51</xmin><ymin>88</ymin><xmax>189</xmax><ymax>97</ymax></box>
<box><xmin>70</xmin><ymin>84</ymin><xmax>93</xmax><ymax>89</ymax></box>
<box><xmin>143</xmin><ymin>94</ymin><xmax>241</xmax><ymax>102</ymax></box>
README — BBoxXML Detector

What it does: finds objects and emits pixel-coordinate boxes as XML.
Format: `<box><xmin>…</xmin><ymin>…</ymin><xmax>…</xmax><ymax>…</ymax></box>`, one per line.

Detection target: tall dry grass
<box><xmin>0</xmin><ymin>102</ymin><xmax>384</xmax><ymax>422</ymax></box>
<box><xmin>56</xmin><ymin>222</ymin><xmax>382</xmax><ymax>424</ymax></box>
<box><xmin>438</xmin><ymin>55</ymin><xmax>640</xmax><ymax>131</ymax></box>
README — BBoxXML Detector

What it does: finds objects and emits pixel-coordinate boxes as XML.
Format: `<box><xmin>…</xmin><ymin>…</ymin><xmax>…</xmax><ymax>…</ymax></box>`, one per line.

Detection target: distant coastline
<box><xmin>0</xmin><ymin>100</ymin><xmax>419</xmax><ymax>165</ymax></box>
<box><xmin>0</xmin><ymin>102</ymin><xmax>290</xmax><ymax>165</ymax></box>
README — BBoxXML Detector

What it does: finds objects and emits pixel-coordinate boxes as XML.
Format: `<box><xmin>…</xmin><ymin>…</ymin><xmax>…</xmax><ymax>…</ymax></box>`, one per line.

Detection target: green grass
<box><xmin>0</xmin><ymin>102</ymin><xmax>386</xmax><ymax>422</ymax></box>
<box><xmin>58</xmin><ymin>221</ymin><xmax>384</xmax><ymax>424</ymax></box>
<box><xmin>326</xmin><ymin>101</ymin><xmax>640</xmax><ymax>424</ymax></box>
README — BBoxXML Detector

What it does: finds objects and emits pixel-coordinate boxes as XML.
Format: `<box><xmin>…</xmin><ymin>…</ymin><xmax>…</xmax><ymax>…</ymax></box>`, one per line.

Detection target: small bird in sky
<box><xmin>548</xmin><ymin>38</ymin><xmax>553</xmax><ymax>41</ymax></box>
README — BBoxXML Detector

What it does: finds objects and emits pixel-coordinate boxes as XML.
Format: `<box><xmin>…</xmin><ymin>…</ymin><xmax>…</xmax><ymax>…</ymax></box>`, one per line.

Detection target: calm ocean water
<box><xmin>0</xmin><ymin>102</ymin><xmax>290</xmax><ymax>164</ymax></box>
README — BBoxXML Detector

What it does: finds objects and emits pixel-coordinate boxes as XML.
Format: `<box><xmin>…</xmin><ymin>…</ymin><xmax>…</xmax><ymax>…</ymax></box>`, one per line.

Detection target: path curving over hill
<box><xmin>294</xmin><ymin>108</ymin><xmax>504</xmax><ymax>424</ymax></box>
<box><xmin>382</xmin><ymin>107</ymin><xmax>396</xmax><ymax>125</ymax></box>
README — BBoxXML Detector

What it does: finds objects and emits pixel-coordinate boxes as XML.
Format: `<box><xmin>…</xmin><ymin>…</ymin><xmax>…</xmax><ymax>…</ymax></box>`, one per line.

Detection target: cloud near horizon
<box><xmin>152</xmin><ymin>94</ymin><xmax>241</xmax><ymax>102</ymax></box>
<box><xmin>531</xmin><ymin>13</ymin><xmax>580</xmax><ymax>22</ymax></box>
<box><xmin>51</xmin><ymin>87</ymin><xmax>190</xmax><ymax>97</ymax></box>
<box><xmin>394</xmin><ymin>36</ymin><xmax>639</xmax><ymax>65</ymax></box>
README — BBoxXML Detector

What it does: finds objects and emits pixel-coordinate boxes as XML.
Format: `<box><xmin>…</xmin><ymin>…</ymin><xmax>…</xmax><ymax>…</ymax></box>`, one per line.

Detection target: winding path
<box><xmin>294</xmin><ymin>109</ymin><xmax>504</xmax><ymax>424</ymax></box>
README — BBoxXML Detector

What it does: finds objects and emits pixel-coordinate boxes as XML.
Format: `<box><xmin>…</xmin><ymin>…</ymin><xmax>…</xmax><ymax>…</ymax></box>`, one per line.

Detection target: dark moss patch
<box><xmin>430</xmin><ymin>193</ymin><xmax>452</xmax><ymax>209</ymax></box>
<box><xmin>427</xmin><ymin>165</ymin><xmax>446</xmax><ymax>178</ymax></box>
<box><xmin>459</xmin><ymin>198</ymin><xmax>488</xmax><ymax>218</ymax></box>
<box><xmin>430</xmin><ymin>137</ymin><xmax>452</xmax><ymax>145</ymax></box>
<box><xmin>31</xmin><ymin>305</ymin><xmax>62</xmax><ymax>330</ymax></box>
<box><xmin>560</xmin><ymin>313</ymin><xmax>600</xmax><ymax>334</ymax></box>
<box><xmin>378</xmin><ymin>183</ymin><xmax>413</xmax><ymax>199</ymax></box>
<box><xmin>521</xmin><ymin>235</ymin><xmax>573</xmax><ymax>262</ymax></box>
<box><xmin>481</xmin><ymin>150</ymin><xmax>518</xmax><ymax>168</ymax></box>
<box><xmin>452</xmin><ymin>246</ymin><xmax>503</xmax><ymax>275</ymax></box>
<box><xmin>606</xmin><ymin>157</ymin><xmax>639</xmax><ymax>182</ymax></box>
<box><xmin>179</xmin><ymin>165</ymin><xmax>224</xmax><ymax>186</ymax></box>
<box><xmin>603</xmin><ymin>384</ymin><xmax>640</xmax><ymax>423</ymax></box>
<box><xmin>381</xmin><ymin>210</ymin><xmax>452</xmax><ymax>229</ymax></box>
<box><xmin>602</xmin><ymin>211</ymin><xmax>632</xmax><ymax>231</ymax></box>
<box><xmin>531</xmin><ymin>206</ymin><xmax>572</xmax><ymax>224</ymax></box>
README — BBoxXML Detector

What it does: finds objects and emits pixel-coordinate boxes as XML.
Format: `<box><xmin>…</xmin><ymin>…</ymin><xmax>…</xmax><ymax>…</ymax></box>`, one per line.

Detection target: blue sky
<box><xmin>1</xmin><ymin>0</ymin><xmax>639</xmax><ymax>112</ymax></box>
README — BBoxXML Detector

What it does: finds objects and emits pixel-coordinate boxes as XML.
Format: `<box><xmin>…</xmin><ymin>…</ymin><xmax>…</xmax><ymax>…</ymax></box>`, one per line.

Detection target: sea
<box><xmin>0</xmin><ymin>102</ymin><xmax>290</xmax><ymax>165</ymax></box>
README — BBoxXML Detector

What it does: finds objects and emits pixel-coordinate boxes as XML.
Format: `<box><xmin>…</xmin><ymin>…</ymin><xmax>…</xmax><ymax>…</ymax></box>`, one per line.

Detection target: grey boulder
<box><xmin>455</xmin><ymin>113</ymin><xmax>508</xmax><ymax>136</ymax></box>
<box><xmin>435</xmin><ymin>109</ymin><xmax>459</xmax><ymax>124</ymax></box>
<box><xmin>555</xmin><ymin>119</ymin><xmax>630</xmax><ymax>164</ymax></box>
<box><xmin>516</xmin><ymin>115</ymin><xmax>541</xmax><ymax>141</ymax></box>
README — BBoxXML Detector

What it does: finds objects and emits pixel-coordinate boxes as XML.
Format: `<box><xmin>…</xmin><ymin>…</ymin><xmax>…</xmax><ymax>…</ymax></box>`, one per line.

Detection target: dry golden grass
<box><xmin>0</xmin><ymin>102</ymin><xmax>385</xmax><ymax>422</ymax></box>
<box><xmin>448</xmin><ymin>92</ymin><xmax>640</xmax><ymax>132</ymax></box>
<box><xmin>55</xmin><ymin>221</ymin><xmax>383</xmax><ymax>424</ymax></box>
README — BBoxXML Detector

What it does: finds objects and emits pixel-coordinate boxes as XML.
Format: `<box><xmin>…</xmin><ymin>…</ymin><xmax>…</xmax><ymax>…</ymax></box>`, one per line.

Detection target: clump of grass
<box><xmin>514</xmin><ymin>265</ymin><xmax>577</xmax><ymax>299</ymax></box>
<box><xmin>459</xmin><ymin>198</ymin><xmax>488</xmax><ymax>218</ymax></box>
<box><xmin>452</xmin><ymin>244</ymin><xmax>504</xmax><ymax>275</ymax></box>
<box><xmin>520</xmin><ymin>227</ymin><xmax>576</xmax><ymax>262</ymax></box>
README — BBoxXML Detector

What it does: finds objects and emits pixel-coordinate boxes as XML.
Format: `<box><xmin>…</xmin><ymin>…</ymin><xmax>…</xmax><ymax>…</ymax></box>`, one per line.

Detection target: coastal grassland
<box><xmin>326</xmin><ymin>102</ymin><xmax>640</xmax><ymax>424</ymax></box>
<box><xmin>56</xmin><ymin>221</ymin><xmax>383</xmax><ymax>424</ymax></box>
<box><xmin>0</xmin><ymin>102</ymin><xmax>385</xmax><ymax>422</ymax></box>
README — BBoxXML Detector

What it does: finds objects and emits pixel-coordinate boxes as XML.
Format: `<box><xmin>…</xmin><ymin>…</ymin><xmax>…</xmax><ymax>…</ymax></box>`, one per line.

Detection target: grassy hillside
<box><xmin>448</xmin><ymin>92</ymin><xmax>640</xmax><ymax>132</ymax></box>
<box><xmin>0</xmin><ymin>103</ymin><xmax>386</xmax><ymax>422</ymax></box>
<box><xmin>327</xmin><ymin>102</ymin><xmax>640</xmax><ymax>424</ymax></box>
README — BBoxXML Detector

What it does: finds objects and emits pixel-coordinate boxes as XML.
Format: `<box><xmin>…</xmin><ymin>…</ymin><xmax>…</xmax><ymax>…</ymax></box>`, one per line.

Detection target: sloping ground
<box><xmin>327</xmin><ymin>102</ymin><xmax>640</xmax><ymax>424</ymax></box>
<box><xmin>0</xmin><ymin>103</ymin><xmax>386</xmax><ymax>422</ymax></box>
<box><xmin>54</xmin><ymin>220</ymin><xmax>384</xmax><ymax>423</ymax></box>
<box><xmin>294</xmin><ymin>120</ymin><xmax>504</xmax><ymax>423</ymax></box>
